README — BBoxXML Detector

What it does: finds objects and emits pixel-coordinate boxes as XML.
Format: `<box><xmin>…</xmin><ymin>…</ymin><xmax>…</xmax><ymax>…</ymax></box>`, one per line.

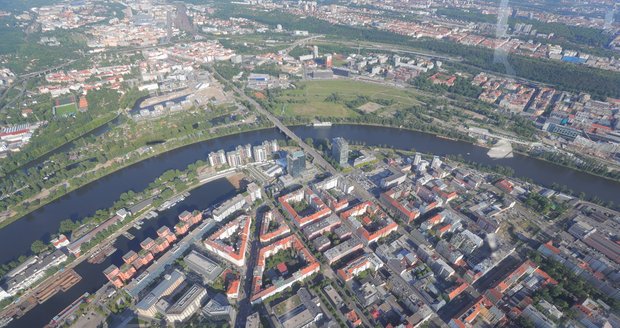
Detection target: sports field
<box><xmin>54</xmin><ymin>103</ymin><xmax>78</xmax><ymax>117</ymax></box>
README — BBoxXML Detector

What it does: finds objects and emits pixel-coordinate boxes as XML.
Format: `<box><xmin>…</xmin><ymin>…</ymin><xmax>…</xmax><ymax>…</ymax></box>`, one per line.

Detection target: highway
<box><xmin>281</xmin><ymin>35</ymin><xmax>325</xmax><ymax>55</ymax></box>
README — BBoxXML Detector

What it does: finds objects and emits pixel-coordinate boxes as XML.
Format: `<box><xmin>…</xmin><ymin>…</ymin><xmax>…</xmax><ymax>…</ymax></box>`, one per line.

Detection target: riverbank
<box><xmin>2</xmin><ymin>113</ymin><xmax>120</xmax><ymax>177</ymax></box>
<box><xmin>340</xmin><ymin>120</ymin><xmax>620</xmax><ymax>184</ymax></box>
<box><xmin>512</xmin><ymin>148</ymin><xmax>620</xmax><ymax>190</ymax></box>
<box><xmin>0</xmin><ymin>123</ymin><xmax>273</xmax><ymax>229</ymax></box>
<box><xmin>0</xmin><ymin>168</ymin><xmax>239</xmax><ymax>320</ymax></box>
<box><xmin>4</xmin><ymin>121</ymin><xmax>620</xmax><ymax>230</ymax></box>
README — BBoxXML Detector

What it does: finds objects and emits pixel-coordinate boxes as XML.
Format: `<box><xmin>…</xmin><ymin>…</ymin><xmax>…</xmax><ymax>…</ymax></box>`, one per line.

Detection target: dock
<box><xmin>34</xmin><ymin>269</ymin><xmax>82</xmax><ymax>304</ymax></box>
<box><xmin>87</xmin><ymin>245</ymin><xmax>117</xmax><ymax>264</ymax></box>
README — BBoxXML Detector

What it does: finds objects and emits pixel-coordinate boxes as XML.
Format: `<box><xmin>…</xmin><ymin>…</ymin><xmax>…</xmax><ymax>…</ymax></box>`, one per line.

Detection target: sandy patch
<box><xmin>358</xmin><ymin>102</ymin><xmax>383</xmax><ymax>113</ymax></box>
<box><xmin>487</xmin><ymin>139</ymin><xmax>514</xmax><ymax>159</ymax></box>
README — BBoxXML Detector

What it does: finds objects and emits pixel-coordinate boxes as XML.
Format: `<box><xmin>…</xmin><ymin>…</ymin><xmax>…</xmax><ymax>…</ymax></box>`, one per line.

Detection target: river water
<box><xmin>3</xmin><ymin>124</ymin><xmax>620</xmax><ymax>327</ymax></box>
<box><xmin>6</xmin><ymin>178</ymin><xmax>237</xmax><ymax>328</ymax></box>
<box><xmin>4</xmin><ymin>124</ymin><xmax>620</xmax><ymax>265</ymax></box>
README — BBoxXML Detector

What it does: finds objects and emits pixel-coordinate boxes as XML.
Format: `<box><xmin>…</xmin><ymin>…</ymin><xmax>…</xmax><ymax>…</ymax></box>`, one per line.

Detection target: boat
<box><xmin>87</xmin><ymin>245</ymin><xmax>117</xmax><ymax>264</ymax></box>
<box><xmin>144</xmin><ymin>211</ymin><xmax>158</xmax><ymax>220</ymax></box>
<box><xmin>46</xmin><ymin>292</ymin><xmax>89</xmax><ymax>328</ymax></box>
<box><xmin>123</xmin><ymin>231</ymin><xmax>135</xmax><ymax>240</ymax></box>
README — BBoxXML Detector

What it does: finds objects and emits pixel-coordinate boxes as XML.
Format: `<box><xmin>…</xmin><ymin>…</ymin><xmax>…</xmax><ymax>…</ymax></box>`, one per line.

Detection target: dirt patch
<box><xmin>226</xmin><ymin>173</ymin><xmax>245</xmax><ymax>189</ymax></box>
<box><xmin>358</xmin><ymin>102</ymin><xmax>383</xmax><ymax>113</ymax></box>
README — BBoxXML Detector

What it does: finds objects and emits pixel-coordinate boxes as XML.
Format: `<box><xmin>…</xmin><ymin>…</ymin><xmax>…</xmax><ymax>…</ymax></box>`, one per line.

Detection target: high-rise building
<box><xmin>287</xmin><ymin>150</ymin><xmax>306</xmax><ymax>177</ymax></box>
<box><xmin>236</xmin><ymin>144</ymin><xmax>252</xmax><ymax>164</ymax></box>
<box><xmin>261</xmin><ymin>140</ymin><xmax>278</xmax><ymax>154</ymax></box>
<box><xmin>413</xmin><ymin>153</ymin><xmax>421</xmax><ymax>166</ymax></box>
<box><xmin>208</xmin><ymin>152</ymin><xmax>217</xmax><ymax>167</ymax></box>
<box><xmin>253</xmin><ymin>145</ymin><xmax>267</xmax><ymax>163</ymax></box>
<box><xmin>332</xmin><ymin>137</ymin><xmax>349</xmax><ymax>166</ymax></box>
<box><xmin>431</xmin><ymin>156</ymin><xmax>442</xmax><ymax>170</ymax></box>
<box><xmin>270</xmin><ymin>140</ymin><xmax>279</xmax><ymax>153</ymax></box>
<box><xmin>226</xmin><ymin>150</ymin><xmax>242</xmax><ymax>167</ymax></box>
<box><xmin>325</xmin><ymin>54</ymin><xmax>333</xmax><ymax>68</ymax></box>
<box><xmin>243</xmin><ymin>144</ymin><xmax>252</xmax><ymax>160</ymax></box>
<box><xmin>313</xmin><ymin>45</ymin><xmax>319</xmax><ymax>58</ymax></box>
<box><xmin>208</xmin><ymin>150</ymin><xmax>227</xmax><ymax>167</ymax></box>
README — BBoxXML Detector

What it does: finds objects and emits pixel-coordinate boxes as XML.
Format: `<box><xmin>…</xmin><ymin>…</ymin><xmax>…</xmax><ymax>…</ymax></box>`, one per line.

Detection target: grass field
<box><xmin>54</xmin><ymin>103</ymin><xmax>78</xmax><ymax>117</ymax></box>
<box><xmin>271</xmin><ymin>79</ymin><xmax>422</xmax><ymax>118</ymax></box>
<box><xmin>272</xmin><ymin>294</ymin><xmax>302</xmax><ymax>317</ymax></box>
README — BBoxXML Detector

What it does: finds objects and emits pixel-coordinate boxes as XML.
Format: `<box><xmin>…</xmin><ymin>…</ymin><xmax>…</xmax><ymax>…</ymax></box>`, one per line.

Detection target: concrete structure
<box><xmin>380</xmin><ymin>170</ymin><xmax>407</xmax><ymax>189</ymax></box>
<box><xmin>212</xmin><ymin>194</ymin><xmax>246</xmax><ymax>222</ymax></box>
<box><xmin>202</xmin><ymin>293</ymin><xmax>233</xmax><ymax>320</ymax></box>
<box><xmin>135</xmin><ymin>270</ymin><xmax>185</xmax><ymax>319</ymax></box>
<box><xmin>302</xmin><ymin>214</ymin><xmax>340</xmax><ymax>240</ymax></box>
<box><xmin>252</xmin><ymin>145</ymin><xmax>267</xmax><ymax>163</ymax></box>
<box><xmin>3</xmin><ymin>249</ymin><xmax>68</xmax><ymax>295</ymax></box>
<box><xmin>246</xmin><ymin>312</ymin><xmax>260</xmax><ymax>328</ymax></box>
<box><xmin>324</xmin><ymin>239</ymin><xmax>364</xmax><ymax>265</ymax></box>
<box><xmin>522</xmin><ymin>304</ymin><xmax>556</xmax><ymax>328</ymax></box>
<box><xmin>331</xmin><ymin>137</ymin><xmax>349</xmax><ymax>166</ymax></box>
<box><xmin>184</xmin><ymin>250</ymin><xmax>223</xmax><ymax>283</ymax></box>
<box><xmin>313</xmin><ymin>175</ymin><xmax>353</xmax><ymax>212</ymax></box>
<box><xmin>165</xmin><ymin>284</ymin><xmax>207</xmax><ymax>323</ymax></box>
<box><xmin>274</xmin><ymin>288</ymin><xmax>323</xmax><ymax>328</ymax></box>
<box><xmin>287</xmin><ymin>150</ymin><xmax>306</xmax><ymax>177</ymax></box>
<box><xmin>208</xmin><ymin>150</ymin><xmax>227</xmax><ymax>167</ymax></box>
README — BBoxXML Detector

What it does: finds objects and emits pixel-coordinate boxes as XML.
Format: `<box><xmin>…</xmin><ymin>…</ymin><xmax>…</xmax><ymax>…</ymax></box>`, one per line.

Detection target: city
<box><xmin>0</xmin><ymin>0</ymin><xmax>619</xmax><ymax>327</ymax></box>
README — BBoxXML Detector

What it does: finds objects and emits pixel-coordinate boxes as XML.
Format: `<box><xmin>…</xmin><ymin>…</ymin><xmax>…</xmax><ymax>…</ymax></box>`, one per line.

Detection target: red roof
<box><xmin>227</xmin><ymin>279</ymin><xmax>240</xmax><ymax>297</ymax></box>
<box><xmin>277</xmin><ymin>262</ymin><xmax>288</xmax><ymax>274</ymax></box>
<box><xmin>495</xmin><ymin>179</ymin><xmax>514</xmax><ymax>192</ymax></box>
<box><xmin>542</xmin><ymin>241</ymin><xmax>560</xmax><ymax>254</ymax></box>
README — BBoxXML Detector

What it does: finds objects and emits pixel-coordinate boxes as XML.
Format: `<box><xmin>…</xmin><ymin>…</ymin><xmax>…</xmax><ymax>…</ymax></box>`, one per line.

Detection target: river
<box><xmin>3</xmin><ymin>124</ymin><xmax>620</xmax><ymax>327</ymax></box>
<box><xmin>6</xmin><ymin>178</ymin><xmax>237</xmax><ymax>328</ymax></box>
<box><xmin>3</xmin><ymin>124</ymin><xmax>620</xmax><ymax>265</ymax></box>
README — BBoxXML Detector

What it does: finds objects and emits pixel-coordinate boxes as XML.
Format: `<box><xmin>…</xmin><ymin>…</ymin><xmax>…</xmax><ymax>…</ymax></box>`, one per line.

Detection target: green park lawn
<box><xmin>271</xmin><ymin>79</ymin><xmax>422</xmax><ymax>118</ymax></box>
<box><xmin>54</xmin><ymin>103</ymin><xmax>78</xmax><ymax>117</ymax></box>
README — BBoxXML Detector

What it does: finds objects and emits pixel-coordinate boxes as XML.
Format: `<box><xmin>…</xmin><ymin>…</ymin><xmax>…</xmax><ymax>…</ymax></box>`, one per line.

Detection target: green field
<box><xmin>54</xmin><ymin>103</ymin><xmax>78</xmax><ymax>117</ymax></box>
<box><xmin>272</xmin><ymin>294</ymin><xmax>302</xmax><ymax>317</ymax></box>
<box><xmin>271</xmin><ymin>79</ymin><xmax>422</xmax><ymax>118</ymax></box>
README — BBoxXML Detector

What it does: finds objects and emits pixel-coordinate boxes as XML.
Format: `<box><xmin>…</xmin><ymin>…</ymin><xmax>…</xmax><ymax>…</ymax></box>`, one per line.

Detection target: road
<box><xmin>216</xmin><ymin>66</ymin><xmax>442</xmax><ymax>325</ymax></box>
<box><xmin>264</xmin><ymin>197</ymin><xmax>373</xmax><ymax>328</ymax></box>
<box><xmin>235</xmin><ymin>205</ymin><xmax>264</xmax><ymax>328</ymax></box>
<box><xmin>337</xmin><ymin>40</ymin><xmax>463</xmax><ymax>62</ymax></box>
<box><xmin>211</xmin><ymin>67</ymin><xmax>338</xmax><ymax>176</ymax></box>
<box><xmin>281</xmin><ymin>35</ymin><xmax>325</xmax><ymax>55</ymax></box>
<box><xmin>2</xmin><ymin>168</ymin><xmax>239</xmax><ymax>322</ymax></box>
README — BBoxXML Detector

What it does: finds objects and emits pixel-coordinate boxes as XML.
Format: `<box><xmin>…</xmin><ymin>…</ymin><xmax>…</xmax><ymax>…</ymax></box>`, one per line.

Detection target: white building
<box><xmin>212</xmin><ymin>194</ymin><xmax>246</xmax><ymax>222</ymax></box>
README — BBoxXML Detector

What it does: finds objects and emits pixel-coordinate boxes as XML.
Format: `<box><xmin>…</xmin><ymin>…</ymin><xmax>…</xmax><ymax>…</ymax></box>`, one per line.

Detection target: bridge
<box><xmin>281</xmin><ymin>35</ymin><xmax>324</xmax><ymax>56</ymax></box>
<box><xmin>210</xmin><ymin>68</ymin><xmax>337</xmax><ymax>175</ymax></box>
<box><xmin>211</xmin><ymin>66</ymin><xmax>444</xmax><ymax>322</ymax></box>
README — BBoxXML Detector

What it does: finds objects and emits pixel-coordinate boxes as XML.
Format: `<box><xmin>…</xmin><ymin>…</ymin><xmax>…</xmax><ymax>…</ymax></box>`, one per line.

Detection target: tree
<box><xmin>59</xmin><ymin>219</ymin><xmax>76</xmax><ymax>234</ymax></box>
<box><xmin>31</xmin><ymin>240</ymin><xmax>48</xmax><ymax>254</ymax></box>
